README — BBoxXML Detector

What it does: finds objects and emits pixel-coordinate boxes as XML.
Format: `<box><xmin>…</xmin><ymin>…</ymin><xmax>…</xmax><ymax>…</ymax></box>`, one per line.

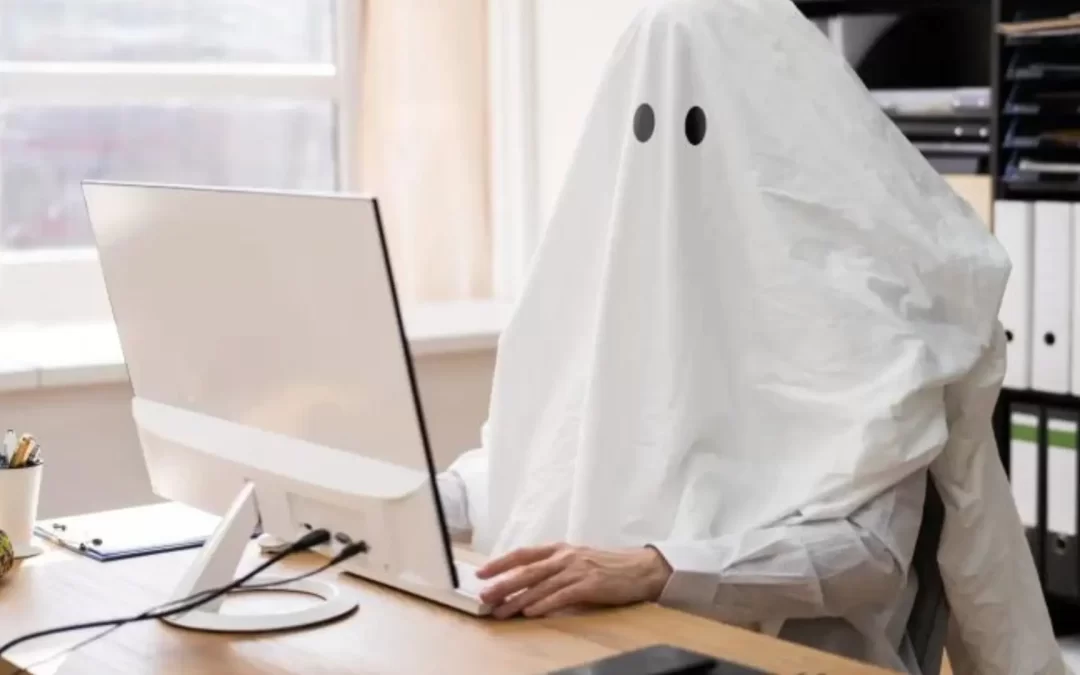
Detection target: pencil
<box><xmin>1</xmin><ymin>430</ymin><xmax>14</xmax><ymax>464</ymax></box>
<box><xmin>10</xmin><ymin>435</ymin><xmax>35</xmax><ymax>468</ymax></box>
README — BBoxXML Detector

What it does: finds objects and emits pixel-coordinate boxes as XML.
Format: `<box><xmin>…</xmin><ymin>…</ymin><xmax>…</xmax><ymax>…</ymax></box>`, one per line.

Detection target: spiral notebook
<box><xmin>35</xmin><ymin>502</ymin><xmax>222</xmax><ymax>562</ymax></box>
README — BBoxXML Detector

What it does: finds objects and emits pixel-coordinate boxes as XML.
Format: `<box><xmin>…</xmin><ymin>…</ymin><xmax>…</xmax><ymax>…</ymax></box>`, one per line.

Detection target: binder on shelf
<box><xmin>1074</xmin><ymin>204</ymin><xmax>1080</xmax><ymax>395</ymax></box>
<box><xmin>1045</xmin><ymin>410</ymin><xmax>1080</xmax><ymax>600</ymax></box>
<box><xmin>1010</xmin><ymin>405</ymin><xmax>1040</xmax><ymax>556</ymax></box>
<box><xmin>995</xmin><ymin>200</ymin><xmax>1034</xmax><ymax>389</ymax></box>
<box><xmin>1031</xmin><ymin>201</ymin><xmax>1073</xmax><ymax>393</ymax></box>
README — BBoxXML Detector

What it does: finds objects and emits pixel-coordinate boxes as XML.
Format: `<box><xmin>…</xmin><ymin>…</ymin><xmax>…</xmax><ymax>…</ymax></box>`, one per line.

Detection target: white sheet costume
<box><xmin>440</xmin><ymin>0</ymin><xmax>1064</xmax><ymax>672</ymax></box>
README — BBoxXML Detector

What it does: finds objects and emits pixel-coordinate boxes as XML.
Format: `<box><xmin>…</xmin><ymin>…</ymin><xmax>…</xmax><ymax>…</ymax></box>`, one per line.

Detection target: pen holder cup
<box><xmin>0</xmin><ymin>462</ymin><xmax>43</xmax><ymax>559</ymax></box>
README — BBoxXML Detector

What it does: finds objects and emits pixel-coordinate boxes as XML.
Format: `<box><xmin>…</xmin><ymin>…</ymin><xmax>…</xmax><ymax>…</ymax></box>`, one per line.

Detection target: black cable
<box><xmin>0</xmin><ymin>528</ymin><xmax>333</xmax><ymax>661</ymax></box>
<box><xmin>12</xmin><ymin>537</ymin><xmax>369</xmax><ymax>674</ymax></box>
<box><xmin>159</xmin><ymin>538</ymin><xmax>368</xmax><ymax>609</ymax></box>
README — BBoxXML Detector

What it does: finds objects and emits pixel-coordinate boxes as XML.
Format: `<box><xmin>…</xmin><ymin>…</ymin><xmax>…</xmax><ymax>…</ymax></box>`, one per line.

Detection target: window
<box><xmin>1</xmin><ymin>1</ymin><xmax>500</xmax><ymax>329</ymax></box>
<box><xmin>3</xmin><ymin>102</ymin><xmax>337</xmax><ymax>249</ymax></box>
<box><xmin>0</xmin><ymin>0</ymin><xmax>361</xmax><ymax>323</ymax></box>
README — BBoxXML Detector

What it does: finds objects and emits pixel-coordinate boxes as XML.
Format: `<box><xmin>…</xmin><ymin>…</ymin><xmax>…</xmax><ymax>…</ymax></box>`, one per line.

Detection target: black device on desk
<box><xmin>546</xmin><ymin>644</ymin><xmax>768</xmax><ymax>675</ymax></box>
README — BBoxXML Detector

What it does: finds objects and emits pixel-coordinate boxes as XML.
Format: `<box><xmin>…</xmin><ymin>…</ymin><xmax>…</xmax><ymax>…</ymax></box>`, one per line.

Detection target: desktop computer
<box><xmin>82</xmin><ymin>181</ymin><xmax>489</xmax><ymax>633</ymax></box>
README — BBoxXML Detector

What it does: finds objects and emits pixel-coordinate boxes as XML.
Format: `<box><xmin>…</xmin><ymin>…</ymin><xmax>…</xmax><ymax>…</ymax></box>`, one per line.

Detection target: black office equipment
<box><xmin>993</xmin><ymin>0</ymin><xmax>1080</xmax><ymax>200</ymax></box>
<box><xmin>796</xmin><ymin>0</ymin><xmax>992</xmax><ymax>174</ymax></box>
<box><xmin>544</xmin><ymin>645</ymin><xmax>766</xmax><ymax>675</ymax></box>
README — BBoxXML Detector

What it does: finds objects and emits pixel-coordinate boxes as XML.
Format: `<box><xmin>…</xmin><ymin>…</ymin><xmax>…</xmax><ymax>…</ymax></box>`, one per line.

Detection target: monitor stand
<box><xmin>161</xmin><ymin>482</ymin><xmax>358</xmax><ymax>633</ymax></box>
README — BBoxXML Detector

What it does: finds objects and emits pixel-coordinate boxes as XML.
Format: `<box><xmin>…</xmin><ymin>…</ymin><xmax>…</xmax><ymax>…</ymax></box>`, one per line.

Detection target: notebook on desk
<box><xmin>35</xmin><ymin>502</ymin><xmax>223</xmax><ymax>562</ymax></box>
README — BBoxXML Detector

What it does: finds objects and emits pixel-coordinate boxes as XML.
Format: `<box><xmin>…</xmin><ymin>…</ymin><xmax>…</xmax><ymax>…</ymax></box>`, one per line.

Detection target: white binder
<box><xmin>995</xmin><ymin>200</ymin><xmax>1034</xmax><ymax>389</ymax></box>
<box><xmin>1073</xmin><ymin>203</ymin><xmax>1080</xmax><ymax>395</ymax></box>
<box><xmin>1010</xmin><ymin>410</ymin><xmax>1039</xmax><ymax>532</ymax></box>
<box><xmin>1047</xmin><ymin>416</ymin><xmax>1078</xmax><ymax>540</ymax></box>
<box><xmin>1032</xmin><ymin>201</ymin><xmax>1073</xmax><ymax>393</ymax></box>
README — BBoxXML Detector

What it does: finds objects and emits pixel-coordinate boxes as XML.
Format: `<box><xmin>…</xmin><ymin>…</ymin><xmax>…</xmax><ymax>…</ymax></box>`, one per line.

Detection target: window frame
<box><xmin>0</xmin><ymin>0</ymin><xmax>364</xmax><ymax>326</ymax></box>
<box><xmin>488</xmin><ymin>0</ymin><xmax>540</xmax><ymax>302</ymax></box>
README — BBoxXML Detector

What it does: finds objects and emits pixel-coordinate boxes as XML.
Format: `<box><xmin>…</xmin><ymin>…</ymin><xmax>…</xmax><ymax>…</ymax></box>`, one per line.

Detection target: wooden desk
<box><xmin>0</xmin><ymin>543</ymin><xmax>893</xmax><ymax>675</ymax></box>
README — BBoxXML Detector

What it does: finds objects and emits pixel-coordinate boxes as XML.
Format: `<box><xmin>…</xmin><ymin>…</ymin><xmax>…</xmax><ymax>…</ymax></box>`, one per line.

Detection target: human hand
<box><xmin>477</xmin><ymin>543</ymin><xmax>673</xmax><ymax>619</ymax></box>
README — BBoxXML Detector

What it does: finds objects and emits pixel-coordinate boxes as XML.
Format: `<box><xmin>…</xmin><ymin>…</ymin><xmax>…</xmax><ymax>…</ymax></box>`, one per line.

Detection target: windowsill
<box><xmin>0</xmin><ymin>300</ymin><xmax>510</xmax><ymax>394</ymax></box>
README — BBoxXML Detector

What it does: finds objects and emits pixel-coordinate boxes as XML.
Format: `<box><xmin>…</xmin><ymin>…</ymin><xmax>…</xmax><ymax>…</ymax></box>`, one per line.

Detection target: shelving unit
<box><xmin>991</xmin><ymin>0</ymin><xmax>1080</xmax><ymax>633</ymax></box>
<box><xmin>992</xmin><ymin>0</ymin><xmax>1080</xmax><ymax>202</ymax></box>
<box><xmin>794</xmin><ymin>0</ymin><xmax>1080</xmax><ymax>634</ymax></box>
<box><xmin>797</xmin><ymin>0</ymin><xmax>993</xmax><ymax>174</ymax></box>
<box><xmin>795</xmin><ymin>0</ymin><xmax>976</xmax><ymax>18</ymax></box>
<box><xmin>798</xmin><ymin>0</ymin><xmax>1080</xmax><ymax>633</ymax></box>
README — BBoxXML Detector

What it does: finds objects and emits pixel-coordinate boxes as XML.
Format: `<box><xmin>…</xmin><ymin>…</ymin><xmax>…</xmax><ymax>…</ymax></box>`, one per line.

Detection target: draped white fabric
<box><xmin>463</xmin><ymin>1</ymin><xmax>1064</xmax><ymax>672</ymax></box>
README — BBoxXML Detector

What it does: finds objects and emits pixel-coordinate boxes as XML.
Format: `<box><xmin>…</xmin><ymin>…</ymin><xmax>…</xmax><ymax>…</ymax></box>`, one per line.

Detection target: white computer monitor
<box><xmin>82</xmin><ymin>181</ymin><xmax>487</xmax><ymax>633</ymax></box>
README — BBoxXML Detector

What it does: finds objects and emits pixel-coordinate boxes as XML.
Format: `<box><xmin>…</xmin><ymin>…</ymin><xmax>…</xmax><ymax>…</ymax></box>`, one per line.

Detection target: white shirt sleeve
<box><xmin>651</xmin><ymin>468</ymin><xmax>927</xmax><ymax>626</ymax></box>
<box><xmin>436</xmin><ymin>425</ymin><xmax>491</xmax><ymax>540</ymax></box>
<box><xmin>436</xmin><ymin>471</ymin><xmax>472</xmax><ymax>540</ymax></box>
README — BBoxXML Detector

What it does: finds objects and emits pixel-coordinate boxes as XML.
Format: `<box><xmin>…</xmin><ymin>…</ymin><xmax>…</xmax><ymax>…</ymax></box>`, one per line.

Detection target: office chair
<box><xmin>905</xmin><ymin>476</ymin><xmax>949</xmax><ymax>675</ymax></box>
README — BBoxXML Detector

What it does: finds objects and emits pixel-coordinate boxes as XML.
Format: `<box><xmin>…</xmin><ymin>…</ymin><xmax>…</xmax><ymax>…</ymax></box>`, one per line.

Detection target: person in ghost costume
<box><xmin>438</xmin><ymin>0</ymin><xmax>1065</xmax><ymax>672</ymax></box>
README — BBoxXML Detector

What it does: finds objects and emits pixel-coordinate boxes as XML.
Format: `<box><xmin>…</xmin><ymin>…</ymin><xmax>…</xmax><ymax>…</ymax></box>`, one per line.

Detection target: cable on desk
<box><xmin>2</xmin><ymin>529</ymin><xmax>365</xmax><ymax>672</ymax></box>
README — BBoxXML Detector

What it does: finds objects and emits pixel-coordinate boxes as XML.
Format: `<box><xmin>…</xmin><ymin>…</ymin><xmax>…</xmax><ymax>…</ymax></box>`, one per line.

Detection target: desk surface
<box><xmin>0</xmin><ymin>542</ymin><xmax>892</xmax><ymax>675</ymax></box>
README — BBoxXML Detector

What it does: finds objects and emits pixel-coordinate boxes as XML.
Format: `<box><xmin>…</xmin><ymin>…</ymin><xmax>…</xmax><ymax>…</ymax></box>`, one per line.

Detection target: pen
<box><xmin>1</xmin><ymin>429</ymin><xmax>14</xmax><ymax>465</ymax></box>
<box><xmin>24</xmin><ymin>442</ymin><xmax>41</xmax><ymax>466</ymax></box>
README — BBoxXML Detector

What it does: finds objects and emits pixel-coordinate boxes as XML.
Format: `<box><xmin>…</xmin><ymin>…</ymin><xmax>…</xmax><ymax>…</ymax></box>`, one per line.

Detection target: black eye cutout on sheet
<box><xmin>633</xmin><ymin>103</ymin><xmax>655</xmax><ymax>142</ymax></box>
<box><xmin>685</xmin><ymin>106</ymin><xmax>707</xmax><ymax>145</ymax></box>
<box><xmin>633</xmin><ymin>104</ymin><xmax>707</xmax><ymax>145</ymax></box>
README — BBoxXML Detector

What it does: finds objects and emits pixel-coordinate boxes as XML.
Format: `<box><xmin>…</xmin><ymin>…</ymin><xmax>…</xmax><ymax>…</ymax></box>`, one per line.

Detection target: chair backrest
<box><xmin>906</xmin><ymin>475</ymin><xmax>949</xmax><ymax>675</ymax></box>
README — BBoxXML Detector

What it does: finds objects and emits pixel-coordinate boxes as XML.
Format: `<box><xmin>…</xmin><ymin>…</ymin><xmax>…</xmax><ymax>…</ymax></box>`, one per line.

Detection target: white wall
<box><xmin>532</xmin><ymin>0</ymin><xmax>650</xmax><ymax>227</ymax></box>
<box><xmin>1</xmin><ymin>349</ymin><xmax>495</xmax><ymax>519</ymax></box>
